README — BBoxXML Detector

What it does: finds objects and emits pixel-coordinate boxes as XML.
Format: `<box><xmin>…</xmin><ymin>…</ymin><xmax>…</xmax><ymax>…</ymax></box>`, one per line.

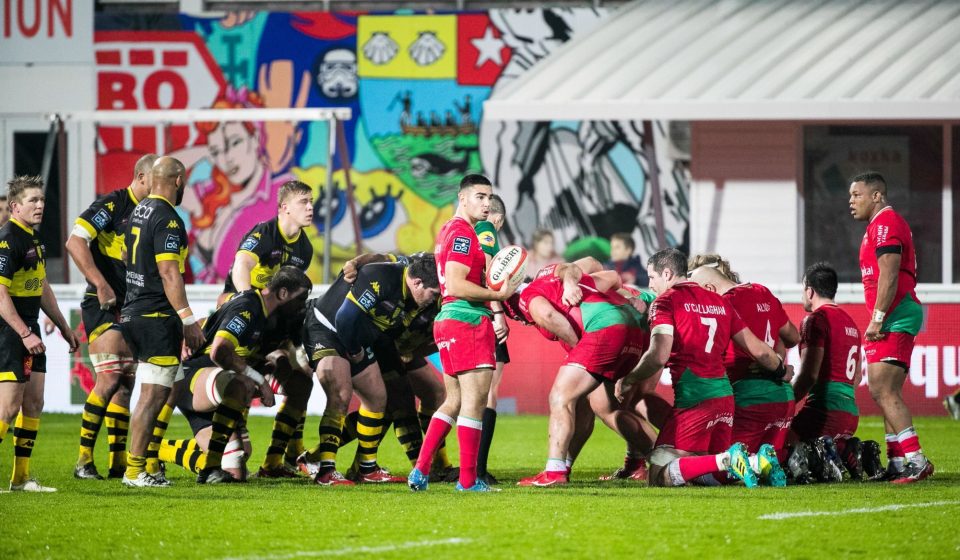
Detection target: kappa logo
<box><xmin>240</xmin><ymin>311</ymin><xmax>252</xmax><ymax>320</ymax></box>
<box><xmin>253</xmin><ymin>232</ymin><xmax>262</xmax><ymax>238</ymax></box>
<box><xmin>0</xmin><ymin>241</ymin><xmax>8</xmax><ymax>249</ymax></box>
<box><xmin>167</xmin><ymin>220</ymin><xmax>180</xmax><ymax>229</ymax></box>
<box><xmin>370</xmin><ymin>281</ymin><xmax>380</xmax><ymax>294</ymax></box>
<box><xmin>105</xmin><ymin>202</ymin><xmax>115</xmax><ymax>212</ymax></box>
<box><xmin>452</xmin><ymin>236</ymin><xmax>471</xmax><ymax>255</ymax></box>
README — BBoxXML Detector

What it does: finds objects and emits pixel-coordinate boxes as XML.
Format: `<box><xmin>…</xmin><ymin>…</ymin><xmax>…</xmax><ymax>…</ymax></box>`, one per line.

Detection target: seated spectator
<box><xmin>606</xmin><ymin>232</ymin><xmax>647</xmax><ymax>286</ymax></box>
<box><xmin>525</xmin><ymin>228</ymin><xmax>563</xmax><ymax>279</ymax></box>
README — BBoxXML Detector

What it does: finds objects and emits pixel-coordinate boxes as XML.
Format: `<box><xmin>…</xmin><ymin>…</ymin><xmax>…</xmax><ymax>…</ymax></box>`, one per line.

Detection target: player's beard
<box><xmin>175</xmin><ymin>185</ymin><xmax>185</xmax><ymax>206</ymax></box>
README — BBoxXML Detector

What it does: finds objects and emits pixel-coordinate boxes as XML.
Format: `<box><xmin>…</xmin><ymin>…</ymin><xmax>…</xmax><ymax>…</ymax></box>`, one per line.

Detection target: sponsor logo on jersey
<box><xmin>845</xmin><ymin>327</ymin><xmax>859</xmax><ymax>338</ymax></box>
<box><xmin>357</xmin><ymin>290</ymin><xmax>377</xmax><ymax>310</ymax></box>
<box><xmin>164</xmin><ymin>234</ymin><xmax>180</xmax><ymax>252</ymax></box>
<box><xmin>452</xmin><ymin>236</ymin><xmax>471</xmax><ymax>254</ymax></box>
<box><xmin>0</xmin><ymin>255</ymin><xmax>7</xmax><ymax>273</ymax></box>
<box><xmin>225</xmin><ymin>316</ymin><xmax>247</xmax><ymax>336</ymax></box>
<box><xmin>876</xmin><ymin>225</ymin><xmax>889</xmax><ymax>245</ymax></box>
<box><xmin>132</xmin><ymin>204</ymin><xmax>154</xmax><ymax>221</ymax></box>
<box><xmin>240</xmin><ymin>237</ymin><xmax>259</xmax><ymax>252</ymax></box>
<box><xmin>860</xmin><ymin>265</ymin><xmax>874</xmax><ymax>277</ymax></box>
<box><xmin>0</xmin><ymin>241</ymin><xmax>8</xmax><ymax>249</ymax></box>
<box><xmin>756</xmin><ymin>302</ymin><xmax>771</xmax><ymax>313</ymax></box>
<box><xmin>92</xmin><ymin>209</ymin><xmax>110</xmax><ymax>229</ymax></box>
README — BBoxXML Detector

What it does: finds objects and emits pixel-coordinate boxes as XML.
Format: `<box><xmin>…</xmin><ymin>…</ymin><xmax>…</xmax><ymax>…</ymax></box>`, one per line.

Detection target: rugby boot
<box><xmin>891</xmin><ymin>458</ymin><xmax>934</xmax><ymax>484</ymax></box>
<box><xmin>810</xmin><ymin>437</ymin><xmax>843</xmax><ymax>482</ymax></box>
<box><xmin>869</xmin><ymin>460</ymin><xmax>905</xmax><ymax>482</ymax></box>
<box><xmin>786</xmin><ymin>442</ymin><xmax>813</xmax><ymax>484</ymax></box>
<box><xmin>10</xmin><ymin>478</ymin><xmax>57</xmax><ymax>492</ymax></box>
<box><xmin>314</xmin><ymin>469</ymin><xmax>355</xmax><ymax>486</ymax></box>
<box><xmin>121</xmin><ymin>472</ymin><xmax>169</xmax><ymax>488</ymax></box>
<box><xmin>838</xmin><ymin>437</ymin><xmax>864</xmax><ymax>480</ymax></box>
<box><xmin>256</xmin><ymin>465</ymin><xmax>300</xmax><ymax>479</ymax></box>
<box><xmin>725</xmin><ymin>442</ymin><xmax>758</xmax><ymax>488</ymax></box>
<box><xmin>355</xmin><ymin>467</ymin><xmax>405</xmax><ymax>484</ymax></box>
<box><xmin>860</xmin><ymin>440</ymin><xmax>883</xmax><ymax>479</ymax></box>
<box><xmin>598</xmin><ymin>459</ymin><xmax>648</xmax><ymax>482</ymax></box>
<box><xmin>757</xmin><ymin>444</ymin><xmax>787</xmax><ymax>487</ymax></box>
<box><xmin>407</xmin><ymin>467</ymin><xmax>429</xmax><ymax>491</ymax></box>
<box><xmin>478</xmin><ymin>471</ymin><xmax>500</xmax><ymax>485</ymax></box>
<box><xmin>295</xmin><ymin>451</ymin><xmax>321</xmax><ymax>477</ymax></box>
<box><xmin>516</xmin><ymin>470</ymin><xmax>569</xmax><ymax>487</ymax></box>
<box><xmin>107</xmin><ymin>467</ymin><xmax>126</xmax><ymax>479</ymax></box>
<box><xmin>943</xmin><ymin>394</ymin><xmax>960</xmax><ymax>420</ymax></box>
<box><xmin>197</xmin><ymin>467</ymin><xmax>238</xmax><ymax>484</ymax></box>
<box><xmin>74</xmin><ymin>462</ymin><xmax>104</xmax><ymax>480</ymax></box>
<box><xmin>456</xmin><ymin>479</ymin><xmax>501</xmax><ymax>492</ymax></box>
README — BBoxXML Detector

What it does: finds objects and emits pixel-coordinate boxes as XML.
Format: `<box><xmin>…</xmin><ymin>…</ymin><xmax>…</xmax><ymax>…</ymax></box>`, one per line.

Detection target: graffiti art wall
<box><xmin>93</xmin><ymin>9</ymin><xmax>690</xmax><ymax>282</ymax></box>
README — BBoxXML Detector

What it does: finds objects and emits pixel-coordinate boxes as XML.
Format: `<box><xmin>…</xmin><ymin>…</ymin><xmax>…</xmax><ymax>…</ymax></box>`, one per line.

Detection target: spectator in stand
<box><xmin>525</xmin><ymin>228</ymin><xmax>563</xmax><ymax>280</ymax></box>
<box><xmin>606</xmin><ymin>232</ymin><xmax>647</xmax><ymax>287</ymax></box>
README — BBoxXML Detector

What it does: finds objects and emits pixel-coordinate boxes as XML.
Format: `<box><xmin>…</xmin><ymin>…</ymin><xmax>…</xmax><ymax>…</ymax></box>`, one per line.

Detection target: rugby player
<box><xmin>67</xmin><ymin>153</ymin><xmax>156</xmax><ymax>480</ymax></box>
<box><xmin>791</xmin><ymin>262</ymin><xmax>877</xmax><ymax>479</ymax></box>
<box><xmin>0</xmin><ymin>175</ymin><xmax>79</xmax><ymax>492</ymax></box>
<box><xmin>119</xmin><ymin>157</ymin><xmax>204</xmax><ymax>488</ymax></box>
<box><xmin>408</xmin><ymin>174</ymin><xmax>516</xmax><ymax>492</ymax></box>
<box><xmin>688</xmin><ymin>254</ymin><xmax>798</xmax><ymax>464</ymax></box>
<box><xmin>849</xmin><ymin>172</ymin><xmax>932</xmax><ymax>483</ymax></box>
<box><xmin>299</xmin><ymin>254</ymin><xmax>440</xmax><ymax>485</ymax></box>
<box><xmin>171</xmin><ymin>266</ymin><xmax>312</xmax><ymax>483</ymax></box>
<box><xmin>619</xmin><ymin>248</ymin><xmax>789</xmax><ymax>488</ymax></box>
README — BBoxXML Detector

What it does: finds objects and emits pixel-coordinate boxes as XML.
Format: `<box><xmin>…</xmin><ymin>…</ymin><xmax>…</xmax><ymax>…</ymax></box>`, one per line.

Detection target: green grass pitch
<box><xmin>0</xmin><ymin>413</ymin><xmax>958</xmax><ymax>559</ymax></box>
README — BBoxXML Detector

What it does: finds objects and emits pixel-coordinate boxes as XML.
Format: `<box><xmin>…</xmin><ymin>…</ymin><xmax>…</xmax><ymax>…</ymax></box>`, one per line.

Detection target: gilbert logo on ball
<box><xmin>486</xmin><ymin>245</ymin><xmax>528</xmax><ymax>290</ymax></box>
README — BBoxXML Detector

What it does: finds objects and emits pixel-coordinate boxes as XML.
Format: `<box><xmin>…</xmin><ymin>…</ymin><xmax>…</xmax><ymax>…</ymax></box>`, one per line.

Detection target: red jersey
<box><xmin>649</xmin><ymin>282</ymin><xmax>745</xmax><ymax>407</ymax></box>
<box><xmin>722</xmin><ymin>283</ymin><xmax>790</xmax><ymax>382</ymax></box>
<box><xmin>800</xmin><ymin>304</ymin><xmax>862</xmax><ymax>387</ymax></box>
<box><xmin>435</xmin><ymin>216</ymin><xmax>486</xmax><ymax>307</ymax></box>
<box><xmin>859</xmin><ymin>207</ymin><xmax>918</xmax><ymax>312</ymax></box>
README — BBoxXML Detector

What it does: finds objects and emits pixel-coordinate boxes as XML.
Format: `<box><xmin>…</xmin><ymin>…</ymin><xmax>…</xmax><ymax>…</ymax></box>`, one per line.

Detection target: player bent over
<box><xmin>0</xmin><ymin>176</ymin><xmax>80</xmax><ymax>492</ymax></box>
<box><xmin>620</xmin><ymin>249</ymin><xmax>789</xmax><ymax>488</ymax></box>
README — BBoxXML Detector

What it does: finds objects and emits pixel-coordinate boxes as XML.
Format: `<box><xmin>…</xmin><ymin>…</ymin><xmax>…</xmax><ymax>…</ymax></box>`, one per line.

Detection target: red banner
<box><xmin>498</xmin><ymin>303</ymin><xmax>960</xmax><ymax>416</ymax></box>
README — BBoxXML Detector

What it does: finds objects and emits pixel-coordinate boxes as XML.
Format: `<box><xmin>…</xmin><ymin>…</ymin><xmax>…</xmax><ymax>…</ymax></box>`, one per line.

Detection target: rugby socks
<box><xmin>146</xmin><ymin>404</ymin><xmax>174</xmax><ymax>475</ymax></box>
<box><xmin>393</xmin><ymin>410</ymin><xmax>423</xmax><ymax>465</ymax></box>
<box><xmin>477</xmin><ymin>407</ymin><xmax>497</xmax><ymax>477</ymax></box>
<box><xmin>11</xmin><ymin>414</ymin><xmax>39</xmax><ymax>486</ymax></box>
<box><xmin>160</xmin><ymin>439</ymin><xmax>206</xmax><ymax>474</ymax></box>
<box><xmin>316</xmin><ymin>412</ymin><xmax>346</xmax><ymax>472</ymax></box>
<box><xmin>0</xmin><ymin>419</ymin><xmax>8</xmax><ymax>445</ymax></box>
<box><xmin>675</xmin><ymin>453</ymin><xmax>726</xmax><ymax>483</ymax></box>
<box><xmin>457</xmin><ymin>416</ymin><xmax>483</xmax><ymax>489</ymax></box>
<box><xmin>355</xmin><ymin>407</ymin><xmax>386</xmax><ymax>474</ymax></box>
<box><xmin>263</xmin><ymin>403</ymin><xmax>303</xmax><ymax>470</ymax></box>
<box><xmin>885</xmin><ymin>433</ymin><xmax>905</xmax><ymax>469</ymax></box>
<box><xmin>284</xmin><ymin>412</ymin><xmax>307</xmax><ymax>464</ymax></box>
<box><xmin>338</xmin><ymin>410</ymin><xmax>361</xmax><ymax>447</ymax></box>
<box><xmin>415</xmin><ymin>411</ymin><xmax>454</xmax><ymax>475</ymax></box>
<box><xmin>125</xmin><ymin>454</ymin><xmax>147</xmax><ymax>479</ymax></box>
<box><xmin>104</xmin><ymin>402</ymin><xmax>131</xmax><ymax>472</ymax></box>
<box><xmin>896</xmin><ymin>426</ymin><xmax>925</xmax><ymax>463</ymax></box>
<box><xmin>206</xmin><ymin>396</ymin><xmax>245</xmax><ymax>469</ymax></box>
<box><xmin>78</xmin><ymin>391</ymin><xmax>107</xmax><ymax>465</ymax></box>
<box><xmin>420</xmin><ymin>408</ymin><xmax>452</xmax><ymax>470</ymax></box>
<box><xmin>546</xmin><ymin>458</ymin><xmax>567</xmax><ymax>472</ymax></box>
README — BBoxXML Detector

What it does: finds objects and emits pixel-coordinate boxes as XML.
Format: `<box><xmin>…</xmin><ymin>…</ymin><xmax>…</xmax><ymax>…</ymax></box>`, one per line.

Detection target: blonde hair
<box><xmin>688</xmin><ymin>253</ymin><xmax>740</xmax><ymax>283</ymax></box>
<box><xmin>6</xmin><ymin>175</ymin><xmax>44</xmax><ymax>205</ymax></box>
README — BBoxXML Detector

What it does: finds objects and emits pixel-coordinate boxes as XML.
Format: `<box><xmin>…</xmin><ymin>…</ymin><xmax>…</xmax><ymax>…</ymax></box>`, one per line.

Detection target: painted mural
<box><xmin>92</xmin><ymin>9</ymin><xmax>690</xmax><ymax>282</ymax></box>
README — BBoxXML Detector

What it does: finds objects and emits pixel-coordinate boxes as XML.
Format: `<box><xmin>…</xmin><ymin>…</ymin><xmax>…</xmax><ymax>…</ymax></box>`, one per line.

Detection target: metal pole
<box><xmin>642</xmin><ymin>120</ymin><xmax>668</xmax><ymax>249</ymax></box>
<box><xmin>56</xmin><ymin>118</ymin><xmax>68</xmax><ymax>283</ymax></box>
<box><xmin>335</xmin><ymin>120</ymin><xmax>362</xmax><ymax>256</ymax></box>
<box><xmin>943</xmin><ymin>124</ymin><xmax>953</xmax><ymax>283</ymax></box>
<box><xmin>322</xmin><ymin>118</ymin><xmax>337</xmax><ymax>283</ymax></box>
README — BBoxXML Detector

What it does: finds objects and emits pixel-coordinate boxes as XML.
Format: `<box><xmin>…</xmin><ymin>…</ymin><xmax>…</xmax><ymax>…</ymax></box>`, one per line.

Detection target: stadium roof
<box><xmin>484</xmin><ymin>0</ymin><xmax>960</xmax><ymax>121</ymax></box>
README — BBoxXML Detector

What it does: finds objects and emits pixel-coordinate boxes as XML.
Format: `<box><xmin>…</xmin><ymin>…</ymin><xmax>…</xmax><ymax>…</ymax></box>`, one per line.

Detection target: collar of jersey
<box><xmin>401</xmin><ymin>266</ymin><xmax>410</xmax><ymax>302</ymax></box>
<box><xmin>127</xmin><ymin>186</ymin><xmax>140</xmax><ymax>205</ymax></box>
<box><xmin>9</xmin><ymin>218</ymin><xmax>33</xmax><ymax>234</ymax></box>
<box><xmin>869</xmin><ymin>206</ymin><xmax>893</xmax><ymax>224</ymax></box>
<box><xmin>148</xmin><ymin>194</ymin><xmax>174</xmax><ymax>207</ymax></box>
<box><xmin>277</xmin><ymin>218</ymin><xmax>302</xmax><ymax>244</ymax></box>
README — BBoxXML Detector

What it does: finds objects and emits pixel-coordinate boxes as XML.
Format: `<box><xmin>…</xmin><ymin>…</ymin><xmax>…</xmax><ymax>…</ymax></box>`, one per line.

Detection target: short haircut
<box><xmin>407</xmin><ymin>253</ymin><xmax>439</xmax><ymax>289</ymax></box>
<box><xmin>489</xmin><ymin>194</ymin><xmax>506</xmax><ymax>217</ymax></box>
<box><xmin>688</xmin><ymin>253</ymin><xmax>740</xmax><ymax>283</ymax></box>
<box><xmin>851</xmin><ymin>171</ymin><xmax>886</xmax><ymax>195</ymax></box>
<box><xmin>610</xmin><ymin>232</ymin><xmax>635</xmax><ymax>252</ymax></box>
<box><xmin>277</xmin><ymin>180</ymin><xmax>313</xmax><ymax>207</ymax></box>
<box><xmin>647</xmin><ymin>247</ymin><xmax>687</xmax><ymax>277</ymax></box>
<box><xmin>459</xmin><ymin>174</ymin><xmax>492</xmax><ymax>192</ymax></box>
<box><xmin>0</xmin><ymin>194</ymin><xmax>7</xmax><ymax>202</ymax></box>
<box><xmin>6</xmin><ymin>175</ymin><xmax>44</xmax><ymax>205</ymax></box>
<box><xmin>133</xmin><ymin>153</ymin><xmax>158</xmax><ymax>179</ymax></box>
<box><xmin>266</xmin><ymin>265</ymin><xmax>313</xmax><ymax>295</ymax></box>
<box><xmin>803</xmin><ymin>261</ymin><xmax>838</xmax><ymax>300</ymax></box>
<box><xmin>532</xmin><ymin>228</ymin><xmax>554</xmax><ymax>245</ymax></box>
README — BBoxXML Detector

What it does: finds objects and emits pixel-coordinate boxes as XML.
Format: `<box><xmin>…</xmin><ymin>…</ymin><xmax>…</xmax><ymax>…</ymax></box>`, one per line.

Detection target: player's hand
<box><xmin>184</xmin><ymin>322</ymin><xmax>205</xmax><ymax>353</ymax></box>
<box><xmin>781</xmin><ymin>364</ymin><xmax>795</xmax><ymax>384</ymax></box>
<box><xmin>342</xmin><ymin>258</ymin><xmax>360</xmax><ymax>283</ymax></box>
<box><xmin>61</xmin><ymin>327</ymin><xmax>80</xmax><ymax>353</ymax></box>
<box><xmin>42</xmin><ymin>317</ymin><xmax>55</xmax><ymax>335</ymax></box>
<box><xmin>493</xmin><ymin>312</ymin><xmax>509</xmax><ymax>342</ymax></box>
<box><xmin>258</xmin><ymin>381</ymin><xmax>276</xmax><ymax>407</ymax></box>
<box><xmin>96</xmin><ymin>283</ymin><xmax>118</xmax><ymax>310</ymax></box>
<box><xmin>561</xmin><ymin>283</ymin><xmax>582</xmax><ymax>307</ymax></box>
<box><xmin>864</xmin><ymin>320</ymin><xmax>884</xmax><ymax>342</ymax></box>
<box><xmin>22</xmin><ymin>332</ymin><xmax>45</xmax><ymax>355</ymax></box>
<box><xmin>615</xmin><ymin>378</ymin><xmax>631</xmax><ymax>403</ymax></box>
<box><xmin>627</xmin><ymin>296</ymin><xmax>647</xmax><ymax>314</ymax></box>
<box><xmin>496</xmin><ymin>278</ymin><xmax>518</xmax><ymax>301</ymax></box>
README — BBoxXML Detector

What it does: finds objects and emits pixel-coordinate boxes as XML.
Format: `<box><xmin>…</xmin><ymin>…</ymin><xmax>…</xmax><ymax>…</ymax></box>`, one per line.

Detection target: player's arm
<box><xmin>334</xmin><ymin>299</ymin><xmax>378</xmax><ymax>362</ymax></box>
<box><xmin>482</xmin><ymin>251</ymin><xmax>509</xmax><ymax>341</ymax></box>
<box><xmin>731</xmin><ymin>327</ymin><xmax>789</xmax><ymax>380</ymax></box>
<box><xmin>155</xmin><ymin>226</ymin><xmax>204</xmax><ymax>353</ymax></box>
<box><xmin>620</xmin><ymin>331</ymin><xmax>672</xmax><ymax>395</ymax></box>
<box><xmin>793</xmin><ymin>345</ymin><xmax>823</xmax><ymax>402</ymax></box>
<box><xmin>65</xmin><ymin>229</ymin><xmax>116</xmax><ymax>308</ymax></box>
<box><xmin>0</xmin><ymin>284</ymin><xmax>43</xmax><ymax>354</ymax></box>
<box><xmin>868</xmin><ymin>252</ymin><xmax>900</xmax><ymax>341</ymax></box>
<box><xmin>527</xmin><ymin>296</ymin><xmax>578</xmax><ymax>347</ymax></box>
<box><xmin>444</xmin><ymin>260</ymin><xmax>515</xmax><ymax>302</ymax></box>
<box><xmin>342</xmin><ymin>252</ymin><xmax>396</xmax><ymax>283</ymax></box>
<box><xmin>230</xmin><ymin>252</ymin><xmax>257</xmax><ymax>292</ymax></box>
<box><xmin>589</xmin><ymin>270</ymin><xmax>623</xmax><ymax>293</ymax></box>
<box><xmin>573</xmin><ymin>257</ymin><xmax>603</xmax><ymax>274</ymax></box>
<box><xmin>209</xmin><ymin>334</ymin><xmax>274</xmax><ymax>407</ymax></box>
<box><xmin>39</xmin><ymin>279</ymin><xmax>78</xmax><ymax>352</ymax></box>
<box><xmin>778</xmin><ymin>320</ymin><xmax>800</xmax><ymax>349</ymax></box>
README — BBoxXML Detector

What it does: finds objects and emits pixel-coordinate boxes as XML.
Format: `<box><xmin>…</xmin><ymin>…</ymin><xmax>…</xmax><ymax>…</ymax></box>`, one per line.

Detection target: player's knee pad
<box><xmin>222</xmin><ymin>438</ymin><xmax>245</xmax><ymax>470</ymax></box>
<box><xmin>120</xmin><ymin>357</ymin><xmax>137</xmax><ymax>377</ymax></box>
<box><xmin>649</xmin><ymin>445</ymin><xmax>681</xmax><ymax>468</ymax></box>
<box><xmin>90</xmin><ymin>353</ymin><xmax>124</xmax><ymax>377</ymax></box>
<box><xmin>203</xmin><ymin>368</ymin><xmax>238</xmax><ymax>406</ymax></box>
<box><xmin>137</xmin><ymin>362</ymin><xmax>183</xmax><ymax>388</ymax></box>
<box><xmin>264</xmin><ymin>374</ymin><xmax>286</xmax><ymax>397</ymax></box>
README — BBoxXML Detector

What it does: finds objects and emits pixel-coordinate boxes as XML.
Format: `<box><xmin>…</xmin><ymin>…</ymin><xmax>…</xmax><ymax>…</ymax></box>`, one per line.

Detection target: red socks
<box><xmin>415</xmin><ymin>412</ymin><xmax>454</xmax><ymax>475</ymax></box>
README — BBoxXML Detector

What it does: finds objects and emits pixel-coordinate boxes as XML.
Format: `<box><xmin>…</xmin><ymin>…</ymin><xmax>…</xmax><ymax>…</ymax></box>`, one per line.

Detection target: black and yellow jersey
<box><xmin>224</xmin><ymin>218</ymin><xmax>313</xmax><ymax>292</ymax></box>
<box><xmin>394</xmin><ymin>297</ymin><xmax>439</xmax><ymax>355</ymax></box>
<box><xmin>195</xmin><ymin>290</ymin><xmax>267</xmax><ymax>359</ymax></box>
<box><xmin>121</xmin><ymin>195</ymin><xmax>187</xmax><ymax>316</ymax></box>
<box><xmin>74</xmin><ymin>186</ymin><xmax>139</xmax><ymax>299</ymax></box>
<box><xmin>0</xmin><ymin>218</ymin><xmax>46</xmax><ymax>323</ymax></box>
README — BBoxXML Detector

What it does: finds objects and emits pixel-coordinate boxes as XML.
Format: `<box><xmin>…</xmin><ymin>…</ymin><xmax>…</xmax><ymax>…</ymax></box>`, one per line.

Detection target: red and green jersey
<box><xmin>435</xmin><ymin>216</ymin><xmax>489</xmax><ymax>317</ymax></box>
<box><xmin>799</xmin><ymin>304</ymin><xmax>862</xmax><ymax>415</ymax></box>
<box><xmin>859</xmin><ymin>206</ymin><xmax>922</xmax><ymax>334</ymax></box>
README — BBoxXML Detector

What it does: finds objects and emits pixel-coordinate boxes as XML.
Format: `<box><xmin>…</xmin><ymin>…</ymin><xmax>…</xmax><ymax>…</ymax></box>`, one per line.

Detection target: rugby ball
<box><xmin>486</xmin><ymin>245</ymin><xmax>528</xmax><ymax>291</ymax></box>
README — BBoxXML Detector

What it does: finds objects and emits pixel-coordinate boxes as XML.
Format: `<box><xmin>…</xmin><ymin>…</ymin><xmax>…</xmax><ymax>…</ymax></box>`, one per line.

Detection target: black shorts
<box><xmin>176</xmin><ymin>355</ymin><xmax>216</xmax><ymax>435</ymax></box>
<box><xmin>496</xmin><ymin>340</ymin><xmax>510</xmax><ymax>364</ymax></box>
<box><xmin>81</xmin><ymin>296</ymin><xmax>120</xmax><ymax>344</ymax></box>
<box><xmin>119</xmin><ymin>314</ymin><xmax>183</xmax><ymax>366</ymax></box>
<box><xmin>0</xmin><ymin>321</ymin><xmax>46</xmax><ymax>383</ymax></box>
<box><xmin>302</xmin><ymin>311</ymin><xmax>374</xmax><ymax>376</ymax></box>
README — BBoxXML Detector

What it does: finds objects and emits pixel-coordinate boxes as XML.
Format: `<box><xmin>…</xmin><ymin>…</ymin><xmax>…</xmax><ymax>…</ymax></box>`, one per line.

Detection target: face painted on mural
<box><xmin>207</xmin><ymin>122</ymin><xmax>261</xmax><ymax>187</ymax></box>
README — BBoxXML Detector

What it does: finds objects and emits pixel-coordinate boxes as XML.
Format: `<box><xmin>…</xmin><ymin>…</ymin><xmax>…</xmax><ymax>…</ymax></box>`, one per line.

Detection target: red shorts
<box><xmin>433</xmin><ymin>315</ymin><xmax>496</xmax><ymax>376</ymax></box>
<box><xmin>564</xmin><ymin>325</ymin><xmax>645</xmax><ymax>381</ymax></box>
<box><xmin>655</xmin><ymin>396</ymin><xmax>734</xmax><ymax>454</ymax></box>
<box><xmin>791</xmin><ymin>406</ymin><xmax>859</xmax><ymax>442</ymax></box>
<box><xmin>732</xmin><ymin>400</ymin><xmax>795</xmax><ymax>453</ymax></box>
<box><xmin>863</xmin><ymin>332</ymin><xmax>915</xmax><ymax>368</ymax></box>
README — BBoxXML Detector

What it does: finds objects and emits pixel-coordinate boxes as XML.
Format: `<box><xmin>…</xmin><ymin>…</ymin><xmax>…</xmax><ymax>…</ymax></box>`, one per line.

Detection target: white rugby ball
<box><xmin>486</xmin><ymin>245</ymin><xmax>528</xmax><ymax>290</ymax></box>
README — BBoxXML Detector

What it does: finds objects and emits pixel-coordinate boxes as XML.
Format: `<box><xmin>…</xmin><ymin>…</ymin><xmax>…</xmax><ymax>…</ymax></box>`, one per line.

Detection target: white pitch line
<box><xmin>759</xmin><ymin>500</ymin><xmax>960</xmax><ymax>520</ymax></box>
<box><xmin>222</xmin><ymin>538</ymin><xmax>473</xmax><ymax>560</ymax></box>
